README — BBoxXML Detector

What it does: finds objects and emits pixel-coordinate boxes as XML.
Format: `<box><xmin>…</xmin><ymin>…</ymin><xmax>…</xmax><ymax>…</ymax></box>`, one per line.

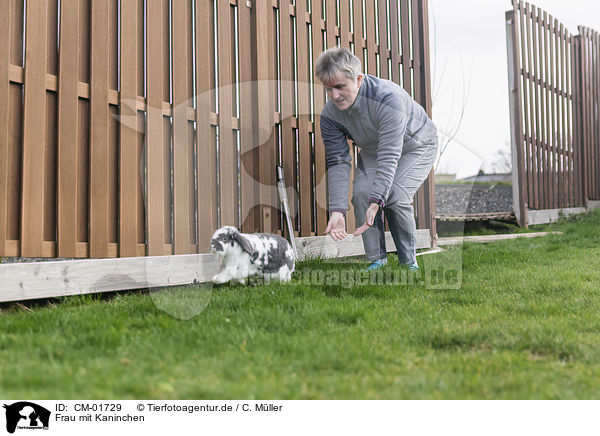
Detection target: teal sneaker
<box><xmin>365</xmin><ymin>258</ymin><xmax>388</xmax><ymax>270</ymax></box>
<box><xmin>408</xmin><ymin>262</ymin><xmax>419</xmax><ymax>271</ymax></box>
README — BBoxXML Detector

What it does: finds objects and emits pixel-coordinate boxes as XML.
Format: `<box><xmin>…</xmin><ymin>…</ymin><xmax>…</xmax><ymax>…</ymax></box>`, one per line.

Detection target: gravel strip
<box><xmin>436</xmin><ymin>185</ymin><xmax>513</xmax><ymax>215</ymax></box>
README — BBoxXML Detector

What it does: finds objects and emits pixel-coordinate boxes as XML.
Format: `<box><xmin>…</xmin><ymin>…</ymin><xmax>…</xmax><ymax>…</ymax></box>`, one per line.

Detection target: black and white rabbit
<box><xmin>210</xmin><ymin>226</ymin><xmax>295</xmax><ymax>284</ymax></box>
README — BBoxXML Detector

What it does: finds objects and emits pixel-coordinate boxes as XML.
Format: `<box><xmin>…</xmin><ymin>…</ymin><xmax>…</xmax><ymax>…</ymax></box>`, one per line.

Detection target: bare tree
<box><xmin>489</xmin><ymin>142</ymin><xmax>512</xmax><ymax>173</ymax></box>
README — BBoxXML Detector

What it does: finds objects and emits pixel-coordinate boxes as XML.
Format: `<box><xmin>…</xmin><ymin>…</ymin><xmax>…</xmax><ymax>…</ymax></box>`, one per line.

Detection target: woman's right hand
<box><xmin>325</xmin><ymin>212</ymin><xmax>347</xmax><ymax>241</ymax></box>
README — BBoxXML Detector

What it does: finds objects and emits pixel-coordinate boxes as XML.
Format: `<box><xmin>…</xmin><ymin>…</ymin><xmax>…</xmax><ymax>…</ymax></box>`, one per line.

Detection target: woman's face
<box><xmin>322</xmin><ymin>73</ymin><xmax>363</xmax><ymax>111</ymax></box>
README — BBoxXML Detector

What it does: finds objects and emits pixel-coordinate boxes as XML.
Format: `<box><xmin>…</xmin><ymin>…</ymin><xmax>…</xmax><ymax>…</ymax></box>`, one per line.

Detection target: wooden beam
<box><xmin>1</xmin><ymin>227</ymin><xmax>432</xmax><ymax>302</ymax></box>
<box><xmin>296</xmin><ymin>229</ymin><xmax>431</xmax><ymax>260</ymax></box>
<box><xmin>437</xmin><ymin>231</ymin><xmax>563</xmax><ymax>246</ymax></box>
<box><xmin>0</xmin><ymin>254</ymin><xmax>221</xmax><ymax>303</ymax></box>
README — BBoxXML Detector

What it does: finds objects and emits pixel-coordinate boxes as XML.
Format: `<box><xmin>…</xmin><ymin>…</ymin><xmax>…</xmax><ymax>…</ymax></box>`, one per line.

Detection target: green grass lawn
<box><xmin>1</xmin><ymin>211</ymin><xmax>600</xmax><ymax>399</ymax></box>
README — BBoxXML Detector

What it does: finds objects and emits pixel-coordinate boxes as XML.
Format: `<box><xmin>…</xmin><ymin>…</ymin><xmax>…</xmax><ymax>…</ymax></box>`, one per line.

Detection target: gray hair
<box><xmin>315</xmin><ymin>47</ymin><xmax>362</xmax><ymax>82</ymax></box>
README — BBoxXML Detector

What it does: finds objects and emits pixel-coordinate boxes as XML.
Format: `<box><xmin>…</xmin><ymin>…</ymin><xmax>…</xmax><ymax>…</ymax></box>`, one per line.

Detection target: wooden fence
<box><xmin>577</xmin><ymin>26</ymin><xmax>600</xmax><ymax>204</ymax></box>
<box><xmin>506</xmin><ymin>1</ymin><xmax>600</xmax><ymax>225</ymax></box>
<box><xmin>0</xmin><ymin>0</ymin><xmax>435</xmax><ymax>259</ymax></box>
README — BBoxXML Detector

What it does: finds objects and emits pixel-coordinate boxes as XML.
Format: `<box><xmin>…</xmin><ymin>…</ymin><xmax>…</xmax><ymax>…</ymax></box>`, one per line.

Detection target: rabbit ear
<box><xmin>233</xmin><ymin>231</ymin><xmax>255</xmax><ymax>256</ymax></box>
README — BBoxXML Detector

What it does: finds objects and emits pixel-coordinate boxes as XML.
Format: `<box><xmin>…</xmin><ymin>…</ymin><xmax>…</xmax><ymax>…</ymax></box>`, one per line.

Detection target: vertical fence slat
<box><xmin>552</xmin><ymin>16</ymin><xmax>561</xmax><ymax>208</ymax></box>
<box><xmin>583</xmin><ymin>29</ymin><xmax>592</xmax><ymax>203</ymax></box>
<box><xmin>348</xmin><ymin>1</ymin><xmax>365</xmax><ymax>234</ymax></box>
<box><xmin>254</xmin><ymin>0</ymin><xmax>277</xmax><ymax>233</ymax></box>
<box><xmin>399</xmin><ymin>0</ymin><xmax>411</xmax><ymax>91</ymax></box>
<box><xmin>534</xmin><ymin>7</ymin><xmax>547</xmax><ymax>209</ymax></box>
<box><xmin>585</xmin><ymin>28</ymin><xmax>595</xmax><ymax>201</ymax></box>
<box><xmin>44</xmin><ymin>0</ymin><xmax>59</xmax><ymax>253</ymax></box>
<box><xmin>239</xmin><ymin>0</ymin><xmax>258</xmax><ymax>233</ymax></box>
<box><xmin>538</xmin><ymin>9</ymin><xmax>551</xmax><ymax>209</ymax></box>
<box><xmin>332</xmin><ymin>0</ymin><xmax>356</xmax><ymax>231</ymax></box>
<box><xmin>311</xmin><ymin>0</ymin><xmax>328</xmax><ymax>235</ymax></box>
<box><xmin>296</xmin><ymin>0</ymin><xmax>312</xmax><ymax>236</ymax></box>
<box><xmin>272</xmin><ymin>5</ymin><xmax>281</xmax><ymax>233</ymax></box>
<box><xmin>21</xmin><ymin>0</ymin><xmax>49</xmax><ymax>257</ymax></box>
<box><xmin>573</xmin><ymin>31</ymin><xmax>582</xmax><ymax>205</ymax></box>
<box><xmin>560</xmin><ymin>23</ymin><xmax>569</xmax><ymax>206</ymax></box>
<box><xmin>146</xmin><ymin>0</ymin><xmax>168</xmax><ymax>256</ymax></box>
<box><xmin>6</xmin><ymin>80</ymin><xmax>22</xmax><ymax>256</ymax></box>
<box><xmin>579</xmin><ymin>29</ymin><xmax>588</xmax><ymax>204</ymax></box>
<box><xmin>411</xmin><ymin>0</ymin><xmax>426</xmax><ymax>228</ymax></box>
<box><xmin>588</xmin><ymin>30</ymin><xmax>594</xmax><ymax>200</ymax></box>
<box><xmin>352</xmin><ymin>0</ymin><xmax>365</xmax><ymax>67</ymax></box>
<box><xmin>541</xmin><ymin>12</ymin><xmax>551</xmax><ymax>208</ymax></box>
<box><xmin>596</xmin><ymin>30</ymin><xmax>600</xmax><ymax>200</ymax></box>
<box><xmin>550</xmin><ymin>17</ymin><xmax>561</xmax><ymax>208</ymax></box>
<box><xmin>364</xmin><ymin>0</ymin><xmax>377</xmax><ymax>75</ymax></box>
<box><xmin>549</xmin><ymin>17</ymin><xmax>559</xmax><ymax>208</ymax></box>
<box><xmin>0</xmin><ymin>1</ymin><xmax>10</xmax><ymax>256</ymax></box>
<box><xmin>119</xmin><ymin>0</ymin><xmax>140</xmax><ymax>257</ymax></box>
<box><xmin>521</xmin><ymin>1</ymin><xmax>532</xmax><ymax>208</ymax></box>
<box><xmin>195</xmin><ymin>0</ymin><xmax>217</xmax><ymax>252</ymax></box>
<box><xmin>187</xmin><ymin>2</ymin><xmax>196</xmax><ymax>252</ymax></box>
<box><xmin>76</xmin><ymin>0</ymin><xmax>90</xmax><ymax>257</ymax></box>
<box><xmin>57</xmin><ymin>0</ymin><xmax>79</xmax><ymax>257</ymax></box>
<box><xmin>585</xmin><ymin>29</ymin><xmax>592</xmax><ymax>202</ymax></box>
<box><xmin>8</xmin><ymin>0</ymin><xmax>24</xmax><ymax>252</ymax></box>
<box><xmin>528</xmin><ymin>3</ymin><xmax>541</xmax><ymax>209</ymax></box>
<box><xmin>416</xmin><ymin>0</ymin><xmax>435</xmax><ymax>237</ymax></box>
<box><xmin>47</xmin><ymin>0</ymin><xmax>59</xmax><ymax>76</ymax></box>
<box><xmin>340</xmin><ymin>0</ymin><xmax>350</xmax><ymax>48</ymax></box>
<box><xmin>89</xmin><ymin>0</ymin><xmax>111</xmax><ymax>258</ymax></box>
<box><xmin>566</xmin><ymin>31</ymin><xmax>576</xmax><ymax>207</ymax></box>
<box><xmin>217</xmin><ymin>0</ymin><xmax>237</xmax><ymax>228</ymax></box>
<box><xmin>595</xmin><ymin>30</ymin><xmax>600</xmax><ymax>199</ymax></box>
<box><xmin>377</xmin><ymin>0</ymin><xmax>389</xmax><ymax>80</ymax></box>
<box><xmin>10</xmin><ymin>0</ymin><xmax>24</xmax><ymax>67</ymax></box>
<box><xmin>106</xmin><ymin>3</ymin><xmax>118</xmax><ymax>255</ymax></box>
<box><xmin>280</xmin><ymin>0</ymin><xmax>296</xmax><ymax>235</ymax></box>
<box><xmin>530</xmin><ymin>5</ymin><xmax>544</xmax><ymax>209</ymax></box>
<box><xmin>172</xmin><ymin>0</ymin><xmax>192</xmax><ymax>253</ymax></box>
<box><xmin>389</xmin><ymin>0</ymin><xmax>400</xmax><ymax>84</ymax></box>
<box><xmin>326</xmin><ymin>0</ymin><xmax>336</xmax><ymax>49</ymax></box>
<box><xmin>559</xmin><ymin>21</ymin><xmax>568</xmax><ymax>207</ymax></box>
<box><xmin>591</xmin><ymin>29</ymin><xmax>599</xmax><ymax>200</ymax></box>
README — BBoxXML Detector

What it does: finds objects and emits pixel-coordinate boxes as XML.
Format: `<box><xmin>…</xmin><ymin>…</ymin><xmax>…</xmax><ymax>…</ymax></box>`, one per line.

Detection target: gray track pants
<box><xmin>351</xmin><ymin>142</ymin><xmax>438</xmax><ymax>264</ymax></box>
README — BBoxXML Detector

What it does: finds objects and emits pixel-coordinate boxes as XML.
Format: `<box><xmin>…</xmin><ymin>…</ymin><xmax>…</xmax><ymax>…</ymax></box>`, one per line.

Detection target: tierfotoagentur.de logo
<box><xmin>2</xmin><ymin>402</ymin><xmax>50</xmax><ymax>434</ymax></box>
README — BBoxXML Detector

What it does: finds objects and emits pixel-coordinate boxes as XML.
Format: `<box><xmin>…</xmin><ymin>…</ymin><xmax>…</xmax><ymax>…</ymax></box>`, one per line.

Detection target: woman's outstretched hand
<box><xmin>353</xmin><ymin>203</ymin><xmax>380</xmax><ymax>236</ymax></box>
<box><xmin>325</xmin><ymin>212</ymin><xmax>347</xmax><ymax>241</ymax></box>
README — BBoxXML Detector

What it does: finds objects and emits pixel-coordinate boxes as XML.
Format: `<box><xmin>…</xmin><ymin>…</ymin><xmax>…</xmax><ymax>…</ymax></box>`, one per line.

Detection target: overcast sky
<box><xmin>429</xmin><ymin>0</ymin><xmax>600</xmax><ymax>178</ymax></box>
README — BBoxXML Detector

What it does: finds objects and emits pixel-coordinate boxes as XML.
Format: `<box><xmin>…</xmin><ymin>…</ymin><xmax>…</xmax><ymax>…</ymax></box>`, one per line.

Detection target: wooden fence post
<box><xmin>415</xmin><ymin>0</ymin><xmax>437</xmax><ymax>244</ymax></box>
<box><xmin>572</xmin><ymin>34</ymin><xmax>587</xmax><ymax>207</ymax></box>
<box><xmin>506</xmin><ymin>9</ymin><xmax>528</xmax><ymax>227</ymax></box>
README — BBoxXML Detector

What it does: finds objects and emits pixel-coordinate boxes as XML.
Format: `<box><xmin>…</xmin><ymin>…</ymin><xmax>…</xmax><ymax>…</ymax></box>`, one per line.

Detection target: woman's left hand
<box><xmin>353</xmin><ymin>203</ymin><xmax>380</xmax><ymax>236</ymax></box>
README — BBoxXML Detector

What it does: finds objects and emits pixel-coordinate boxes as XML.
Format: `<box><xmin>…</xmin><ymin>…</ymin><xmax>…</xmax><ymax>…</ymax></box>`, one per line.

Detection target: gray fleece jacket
<box><xmin>320</xmin><ymin>74</ymin><xmax>437</xmax><ymax>214</ymax></box>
